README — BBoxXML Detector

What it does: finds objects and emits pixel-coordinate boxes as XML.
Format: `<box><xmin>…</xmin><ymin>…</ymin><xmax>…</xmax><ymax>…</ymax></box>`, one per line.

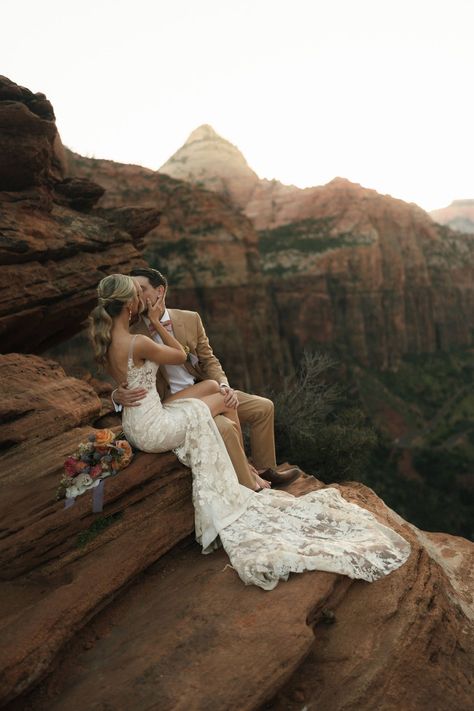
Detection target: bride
<box><xmin>89</xmin><ymin>273</ymin><xmax>411</xmax><ymax>591</ymax></box>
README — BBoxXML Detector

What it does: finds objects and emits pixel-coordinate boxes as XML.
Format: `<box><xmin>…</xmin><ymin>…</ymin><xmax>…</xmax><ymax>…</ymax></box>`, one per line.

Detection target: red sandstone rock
<box><xmin>0</xmin><ymin>197</ymin><xmax>153</xmax><ymax>353</ymax></box>
<box><xmin>0</xmin><ymin>75</ymin><xmax>64</xmax><ymax>190</ymax></box>
<box><xmin>66</xmin><ymin>137</ymin><xmax>474</xmax><ymax>372</ymax></box>
<box><xmin>7</xmin><ymin>479</ymin><xmax>473</xmax><ymax>711</ymax></box>
<box><xmin>0</xmin><ymin>77</ymin><xmax>160</xmax><ymax>355</ymax></box>
<box><xmin>65</xmin><ymin>150</ymin><xmax>285</xmax><ymax>391</ymax></box>
<box><xmin>0</xmin><ymin>354</ymin><xmax>195</xmax><ymax>704</ymax></box>
<box><xmin>0</xmin><ymin>356</ymin><xmax>472</xmax><ymax>710</ymax></box>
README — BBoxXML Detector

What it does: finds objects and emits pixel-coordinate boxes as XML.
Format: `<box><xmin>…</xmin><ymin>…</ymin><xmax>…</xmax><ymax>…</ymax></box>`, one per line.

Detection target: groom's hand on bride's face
<box><xmin>115</xmin><ymin>383</ymin><xmax>147</xmax><ymax>407</ymax></box>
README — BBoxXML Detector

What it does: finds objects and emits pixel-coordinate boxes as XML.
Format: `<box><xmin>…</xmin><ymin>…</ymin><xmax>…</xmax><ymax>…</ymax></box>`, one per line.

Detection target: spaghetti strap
<box><xmin>127</xmin><ymin>334</ymin><xmax>138</xmax><ymax>366</ymax></box>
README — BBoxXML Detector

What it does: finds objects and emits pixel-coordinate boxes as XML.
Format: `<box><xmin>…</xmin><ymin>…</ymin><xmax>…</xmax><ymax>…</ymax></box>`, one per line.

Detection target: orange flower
<box><xmin>115</xmin><ymin>440</ymin><xmax>133</xmax><ymax>468</ymax></box>
<box><xmin>94</xmin><ymin>429</ymin><xmax>116</xmax><ymax>446</ymax></box>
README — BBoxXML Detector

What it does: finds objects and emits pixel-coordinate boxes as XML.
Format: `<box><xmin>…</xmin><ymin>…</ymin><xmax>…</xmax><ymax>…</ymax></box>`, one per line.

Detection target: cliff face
<box><xmin>66</xmin><ymin>150</ymin><xmax>286</xmax><ymax>391</ymax></box>
<box><xmin>258</xmin><ymin>178</ymin><xmax>474</xmax><ymax>368</ymax></box>
<box><xmin>1</xmin><ymin>79</ymin><xmax>473</xmax><ymax>711</ymax></box>
<box><xmin>0</xmin><ymin>76</ymin><xmax>160</xmax><ymax>354</ymax></box>
<box><xmin>1</xmin><ymin>352</ymin><xmax>472</xmax><ymax>709</ymax></box>
<box><xmin>70</xmin><ymin>134</ymin><xmax>474</xmax><ymax>372</ymax></box>
<box><xmin>430</xmin><ymin>198</ymin><xmax>474</xmax><ymax>234</ymax></box>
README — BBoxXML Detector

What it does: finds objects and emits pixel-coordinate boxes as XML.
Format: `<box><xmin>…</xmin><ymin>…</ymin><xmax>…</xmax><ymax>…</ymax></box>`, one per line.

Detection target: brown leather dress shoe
<box><xmin>259</xmin><ymin>467</ymin><xmax>301</xmax><ymax>487</ymax></box>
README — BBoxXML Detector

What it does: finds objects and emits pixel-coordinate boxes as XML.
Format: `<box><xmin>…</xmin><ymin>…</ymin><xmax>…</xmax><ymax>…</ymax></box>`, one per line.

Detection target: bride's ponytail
<box><xmin>89</xmin><ymin>274</ymin><xmax>137</xmax><ymax>366</ymax></box>
<box><xmin>89</xmin><ymin>303</ymin><xmax>114</xmax><ymax>366</ymax></box>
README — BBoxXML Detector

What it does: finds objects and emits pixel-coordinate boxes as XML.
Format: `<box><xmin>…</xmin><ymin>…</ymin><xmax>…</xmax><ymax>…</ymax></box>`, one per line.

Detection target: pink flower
<box><xmin>90</xmin><ymin>464</ymin><xmax>102</xmax><ymax>479</ymax></box>
<box><xmin>64</xmin><ymin>456</ymin><xmax>78</xmax><ymax>477</ymax></box>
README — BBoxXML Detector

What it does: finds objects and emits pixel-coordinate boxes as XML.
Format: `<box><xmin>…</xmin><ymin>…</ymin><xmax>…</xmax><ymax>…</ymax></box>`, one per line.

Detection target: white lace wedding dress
<box><xmin>122</xmin><ymin>337</ymin><xmax>411</xmax><ymax>591</ymax></box>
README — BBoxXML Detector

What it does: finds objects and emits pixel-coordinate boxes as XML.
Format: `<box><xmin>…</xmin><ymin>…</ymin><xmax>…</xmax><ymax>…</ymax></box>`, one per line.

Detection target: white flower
<box><xmin>66</xmin><ymin>473</ymin><xmax>97</xmax><ymax>498</ymax></box>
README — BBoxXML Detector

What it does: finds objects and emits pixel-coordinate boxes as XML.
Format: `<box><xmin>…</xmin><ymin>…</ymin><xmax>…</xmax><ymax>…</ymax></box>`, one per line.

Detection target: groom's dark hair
<box><xmin>129</xmin><ymin>267</ymin><xmax>168</xmax><ymax>289</ymax></box>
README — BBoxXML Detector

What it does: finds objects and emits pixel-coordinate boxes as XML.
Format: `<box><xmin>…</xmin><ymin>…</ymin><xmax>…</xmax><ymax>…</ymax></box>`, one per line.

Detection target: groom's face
<box><xmin>134</xmin><ymin>276</ymin><xmax>165</xmax><ymax>313</ymax></box>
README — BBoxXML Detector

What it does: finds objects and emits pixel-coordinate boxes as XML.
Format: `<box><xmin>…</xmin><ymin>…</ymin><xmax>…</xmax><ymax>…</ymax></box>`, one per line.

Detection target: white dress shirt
<box><xmin>143</xmin><ymin>309</ymin><xmax>195</xmax><ymax>394</ymax></box>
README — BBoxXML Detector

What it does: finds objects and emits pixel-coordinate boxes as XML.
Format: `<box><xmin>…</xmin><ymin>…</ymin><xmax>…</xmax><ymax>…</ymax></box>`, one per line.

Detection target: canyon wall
<box><xmin>67</xmin><ymin>128</ymin><xmax>474</xmax><ymax>375</ymax></box>
<box><xmin>1</xmin><ymin>77</ymin><xmax>473</xmax><ymax>711</ymax></box>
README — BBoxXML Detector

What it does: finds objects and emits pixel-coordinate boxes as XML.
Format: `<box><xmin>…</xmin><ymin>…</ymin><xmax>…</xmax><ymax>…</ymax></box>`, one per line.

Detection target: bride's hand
<box><xmin>219</xmin><ymin>384</ymin><xmax>239</xmax><ymax>409</ymax></box>
<box><xmin>147</xmin><ymin>295</ymin><xmax>166</xmax><ymax>326</ymax></box>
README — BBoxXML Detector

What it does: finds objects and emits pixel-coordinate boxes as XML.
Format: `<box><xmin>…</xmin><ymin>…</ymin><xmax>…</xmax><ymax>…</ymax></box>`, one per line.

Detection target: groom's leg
<box><xmin>235</xmin><ymin>391</ymin><xmax>277</xmax><ymax>470</ymax></box>
<box><xmin>214</xmin><ymin>414</ymin><xmax>256</xmax><ymax>489</ymax></box>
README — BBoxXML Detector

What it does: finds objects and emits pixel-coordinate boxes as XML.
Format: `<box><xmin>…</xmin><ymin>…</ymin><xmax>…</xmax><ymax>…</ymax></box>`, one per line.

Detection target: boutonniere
<box><xmin>182</xmin><ymin>346</ymin><xmax>199</xmax><ymax>367</ymax></box>
<box><xmin>183</xmin><ymin>345</ymin><xmax>191</xmax><ymax>361</ymax></box>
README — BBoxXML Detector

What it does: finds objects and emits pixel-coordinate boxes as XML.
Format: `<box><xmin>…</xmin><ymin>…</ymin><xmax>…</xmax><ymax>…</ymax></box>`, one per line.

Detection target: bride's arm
<box><xmin>135</xmin><ymin>332</ymin><xmax>187</xmax><ymax>366</ymax></box>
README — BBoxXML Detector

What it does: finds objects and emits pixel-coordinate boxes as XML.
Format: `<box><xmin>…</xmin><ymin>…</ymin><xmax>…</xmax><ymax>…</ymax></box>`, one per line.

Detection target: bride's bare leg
<box><xmin>163</xmin><ymin>380</ymin><xmax>220</xmax><ymax>403</ymax></box>
<box><xmin>166</xmin><ymin>380</ymin><xmax>269</xmax><ymax>490</ymax></box>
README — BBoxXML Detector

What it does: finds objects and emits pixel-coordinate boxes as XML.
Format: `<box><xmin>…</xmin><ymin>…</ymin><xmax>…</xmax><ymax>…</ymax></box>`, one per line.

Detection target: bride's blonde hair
<box><xmin>89</xmin><ymin>274</ymin><xmax>136</xmax><ymax>366</ymax></box>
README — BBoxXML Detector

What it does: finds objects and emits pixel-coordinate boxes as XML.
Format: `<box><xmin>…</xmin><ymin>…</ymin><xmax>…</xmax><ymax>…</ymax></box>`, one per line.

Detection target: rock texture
<box><xmin>258</xmin><ymin>178</ymin><xmax>474</xmax><ymax>368</ymax></box>
<box><xmin>0</xmin><ymin>75</ymin><xmax>65</xmax><ymax>191</ymax></box>
<box><xmin>159</xmin><ymin>124</ymin><xmax>260</xmax><ymax>207</ymax></box>
<box><xmin>0</xmin><ymin>76</ymin><xmax>160</xmax><ymax>355</ymax></box>
<box><xmin>1</xmin><ymin>361</ymin><xmax>472</xmax><ymax>711</ymax></box>
<box><xmin>65</xmin><ymin>151</ymin><xmax>285</xmax><ymax>391</ymax></box>
<box><xmin>430</xmin><ymin>198</ymin><xmax>474</xmax><ymax>234</ymax></box>
<box><xmin>68</xmin><ymin>138</ymin><xmax>474</xmax><ymax>372</ymax></box>
<box><xmin>3</xmin><ymin>453</ymin><xmax>473</xmax><ymax>710</ymax></box>
<box><xmin>0</xmin><ymin>353</ymin><xmax>195</xmax><ymax>706</ymax></box>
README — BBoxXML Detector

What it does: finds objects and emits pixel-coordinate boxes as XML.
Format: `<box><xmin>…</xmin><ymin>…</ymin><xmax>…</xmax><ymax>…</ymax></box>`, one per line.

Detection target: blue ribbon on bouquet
<box><xmin>64</xmin><ymin>479</ymin><xmax>105</xmax><ymax>513</ymax></box>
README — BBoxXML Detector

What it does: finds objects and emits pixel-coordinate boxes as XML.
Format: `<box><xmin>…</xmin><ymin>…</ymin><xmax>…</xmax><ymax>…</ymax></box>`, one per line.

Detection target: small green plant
<box><xmin>270</xmin><ymin>352</ymin><xmax>377</xmax><ymax>481</ymax></box>
<box><xmin>259</xmin><ymin>216</ymin><xmax>373</xmax><ymax>256</ymax></box>
<box><xmin>76</xmin><ymin>512</ymin><xmax>123</xmax><ymax>548</ymax></box>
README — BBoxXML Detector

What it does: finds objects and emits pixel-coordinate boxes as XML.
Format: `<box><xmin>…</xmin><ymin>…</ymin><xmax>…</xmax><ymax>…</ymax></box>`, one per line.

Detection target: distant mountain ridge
<box><xmin>159</xmin><ymin>124</ymin><xmax>449</xmax><ymax>231</ymax></box>
<box><xmin>430</xmin><ymin>199</ymin><xmax>474</xmax><ymax>234</ymax></box>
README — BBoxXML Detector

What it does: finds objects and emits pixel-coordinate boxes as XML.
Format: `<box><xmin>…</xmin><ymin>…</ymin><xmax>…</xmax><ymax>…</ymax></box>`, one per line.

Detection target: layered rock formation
<box><xmin>69</xmin><ymin>133</ymin><xmax>474</xmax><ymax>372</ymax></box>
<box><xmin>66</xmin><ymin>150</ymin><xmax>286</xmax><ymax>390</ymax></box>
<box><xmin>430</xmin><ymin>198</ymin><xmax>474</xmax><ymax>233</ymax></box>
<box><xmin>258</xmin><ymin>178</ymin><xmax>474</xmax><ymax>368</ymax></box>
<box><xmin>1</xmin><ymin>355</ymin><xmax>472</xmax><ymax>710</ymax></box>
<box><xmin>0</xmin><ymin>76</ymin><xmax>159</xmax><ymax>354</ymax></box>
<box><xmin>0</xmin><ymin>75</ymin><xmax>65</xmax><ymax>191</ymax></box>
<box><xmin>1</xmin><ymin>78</ymin><xmax>474</xmax><ymax>711</ymax></box>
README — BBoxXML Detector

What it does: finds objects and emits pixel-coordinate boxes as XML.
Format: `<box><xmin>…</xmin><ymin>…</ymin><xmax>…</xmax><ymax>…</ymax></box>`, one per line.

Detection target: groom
<box><xmin>111</xmin><ymin>267</ymin><xmax>300</xmax><ymax>490</ymax></box>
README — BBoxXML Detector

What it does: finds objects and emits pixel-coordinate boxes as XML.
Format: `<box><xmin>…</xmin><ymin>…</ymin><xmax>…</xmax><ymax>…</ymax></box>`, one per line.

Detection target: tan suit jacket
<box><xmin>130</xmin><ymin>308</ymin><xmax>229</xmax><ymax>401</ymax></box>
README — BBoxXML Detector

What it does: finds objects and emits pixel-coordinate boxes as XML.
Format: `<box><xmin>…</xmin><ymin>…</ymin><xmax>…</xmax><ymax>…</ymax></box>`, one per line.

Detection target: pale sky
<box><xmin>3</xmin><ymin>0</ymin><xmax>473</xmax><ymax>211</ymax></box>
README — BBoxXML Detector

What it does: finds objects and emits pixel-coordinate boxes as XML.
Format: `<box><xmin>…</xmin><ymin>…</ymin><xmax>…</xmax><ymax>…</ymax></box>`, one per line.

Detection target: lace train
<box><xmin>122</xmin><ymin>348</ymin><xmax>411</xmax><ymax>591</ymax></box>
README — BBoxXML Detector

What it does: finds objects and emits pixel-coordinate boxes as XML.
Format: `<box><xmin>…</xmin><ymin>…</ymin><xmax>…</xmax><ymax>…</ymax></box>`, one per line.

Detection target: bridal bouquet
<box><xmin>58</xmin><ymin>429</ymin><xmax>133</xmax><ymax>501</ymax></box>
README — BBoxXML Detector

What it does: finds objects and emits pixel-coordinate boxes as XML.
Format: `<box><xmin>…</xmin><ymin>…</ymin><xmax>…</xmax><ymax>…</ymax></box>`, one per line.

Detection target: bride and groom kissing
<box><xmin>89</xmin><ymin>269</ymin><xmax>411</xmax><ymax>590</ymax></box>
<box><xmin>110</xmin><ymin>267</ymin><xmax>301</xmax><ymax>493</ymax></box>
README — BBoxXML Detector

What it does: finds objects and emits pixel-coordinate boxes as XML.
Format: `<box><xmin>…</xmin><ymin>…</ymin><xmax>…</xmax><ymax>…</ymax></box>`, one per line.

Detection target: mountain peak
<box><xmin>184</xmin><ymin>124</ymin><xmax>221</xmax><ymax>145</ymax></box>
<box><xmin>159</xmin><ymin>124</ymin><xmax>259</xmax><ymax>205</ymax></box>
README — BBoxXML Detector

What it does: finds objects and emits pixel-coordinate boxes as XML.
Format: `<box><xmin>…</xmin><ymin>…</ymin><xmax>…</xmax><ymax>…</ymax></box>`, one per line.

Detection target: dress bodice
<box><xmin>126</xmin><ymin>335</ymin><xmax>159</xmax><ymax>392</ymax></box>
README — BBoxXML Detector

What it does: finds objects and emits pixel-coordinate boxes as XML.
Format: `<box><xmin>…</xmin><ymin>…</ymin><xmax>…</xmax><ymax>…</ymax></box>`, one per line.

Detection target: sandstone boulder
<box><xmin>0</xmin><ymin>75</ymin><xmax>64</xmax><ymax>190</ymax></box>
<box><xmin>0</xmin><ymin>355</ymin><xmax>472</xmax><ymax>710</ymax></box>
<box><xmin>0</xmin><ymin>77</ymin><xmax>160</xmax><ymax>355</ymax></box>
<box><xmin>6</xmin><ymin>478</ymin><xmax>473</xmax><ymax>711</ymax></box>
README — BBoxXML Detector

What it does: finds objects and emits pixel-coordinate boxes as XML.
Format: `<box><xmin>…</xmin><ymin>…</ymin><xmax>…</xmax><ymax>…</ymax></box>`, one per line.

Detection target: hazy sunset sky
<box><xmin>3</xmin><ymin>0</ymin><xmax>472</xmax><ymax>211</ymax></box>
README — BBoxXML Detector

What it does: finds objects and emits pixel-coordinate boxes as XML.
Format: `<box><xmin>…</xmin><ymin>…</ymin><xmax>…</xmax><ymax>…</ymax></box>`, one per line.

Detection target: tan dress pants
<box><xmin>214</xmin><ymin>390</ymin><xmax>277</xmax><ymax>490</ymax></box>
